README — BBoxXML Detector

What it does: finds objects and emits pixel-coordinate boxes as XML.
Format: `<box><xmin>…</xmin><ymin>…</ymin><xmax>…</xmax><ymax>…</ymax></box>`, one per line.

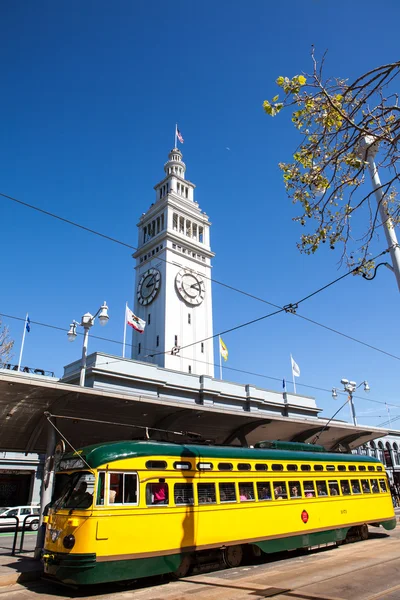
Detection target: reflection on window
<box><xmin>256</xmin><ymin>482</ymin><xmax>272</xmax><ymax>500</ymax></box>
<box><xmin>304</xmin><ymin>481</ymin><xmax>316</xmax><ymax>497</ymax></box>
<box><xmin>340</xmin><ymin>480</ymin><xmax>351</xmax><ymax>495</ymax></box>
<box><xmin>289</xmin><ymin>481</ymin><xmax>302</xmax><ymax>498</ymax></box>
<box><xmin>351</xmin><ymin>479</ymin><xmax>361</xmax><ymax>494</ymax></box>
<box><xmin>239</xmin><ymin>482</ymin><xmax>254</xmax><ymax>501</ymax></box>
<box><xmin>174</xmin><ymin>483</ymin><xmax>194</xmax><ymax>505</ymax></box>
<box><xmin>273</xmin><ymin>482</ymin><xmax>288</xmax><ymax>499</ymax></box>
<box><xmin>198</xmin><ymin>483</ymin><xmax>216</xmax><ymax>503</ymax></box>
<box><xmin>219</xmin><ymin>482</ymin><xmax>236</xmax><ymax>502</ymax></box>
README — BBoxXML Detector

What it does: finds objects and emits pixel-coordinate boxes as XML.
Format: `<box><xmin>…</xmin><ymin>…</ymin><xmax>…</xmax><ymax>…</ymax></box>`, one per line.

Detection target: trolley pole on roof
<box><xmin>333</xmin><ymin>379</ymin><xmax>370</xmax><ymax>427</ymax></box>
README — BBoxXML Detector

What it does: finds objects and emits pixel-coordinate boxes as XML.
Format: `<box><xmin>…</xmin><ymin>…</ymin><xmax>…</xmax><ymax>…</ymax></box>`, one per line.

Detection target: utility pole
<box><xmin>358</xmin><ymin>136</ymin><xmax>400</xmax><ymax>293</ymax></box>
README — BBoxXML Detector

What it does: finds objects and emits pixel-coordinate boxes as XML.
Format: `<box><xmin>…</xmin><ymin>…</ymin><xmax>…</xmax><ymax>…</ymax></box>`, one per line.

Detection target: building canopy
<box><xmin>0</xmin><ymin>371</ymin><xmax>389</xmax><ymax>454</ymax></box>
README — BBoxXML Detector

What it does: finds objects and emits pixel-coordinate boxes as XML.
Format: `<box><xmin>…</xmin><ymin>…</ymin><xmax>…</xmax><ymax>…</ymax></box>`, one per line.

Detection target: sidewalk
<box><xmin>0</xmin><ymin>552</ymin><xmax>42</xmax><ymax>587</ymax></box>
<box><xmin>0</xmin><ymin>533</ymin><xmax>42</xmax><ymax>587</ymax></box>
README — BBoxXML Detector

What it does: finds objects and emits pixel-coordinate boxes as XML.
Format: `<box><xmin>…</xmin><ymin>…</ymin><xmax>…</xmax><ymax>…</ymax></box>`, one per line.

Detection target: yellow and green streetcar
<box><xmin>42</xmin><ymin>439</ymin><xmax>396</xmax><ymax>585</ymax></box>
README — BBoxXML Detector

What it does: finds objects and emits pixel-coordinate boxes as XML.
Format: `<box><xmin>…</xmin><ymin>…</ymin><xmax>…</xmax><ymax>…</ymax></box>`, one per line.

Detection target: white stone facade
<box><xmin>132</xmin><ymin>148</ymin><xmax>214</xmax><ymax>376</ymax></box>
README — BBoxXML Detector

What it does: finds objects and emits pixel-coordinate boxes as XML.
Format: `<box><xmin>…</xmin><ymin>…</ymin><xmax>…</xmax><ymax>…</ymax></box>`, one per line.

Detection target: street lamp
<box><xmin>67</xmin><ymin>301</ymin><xmax>109</xmax><ymax>386</ymax></box>
<box><xmin>332</xmin><ymin>378</ymin><xmax>370</xmax><ymax>426</ymax></box>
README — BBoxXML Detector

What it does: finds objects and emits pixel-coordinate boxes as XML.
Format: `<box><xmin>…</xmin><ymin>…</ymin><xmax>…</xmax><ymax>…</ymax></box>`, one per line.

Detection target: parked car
<box><xmin>0</xmin><ymin>506</ymin><xmax>40</xmax><ymax>531</ymax></box>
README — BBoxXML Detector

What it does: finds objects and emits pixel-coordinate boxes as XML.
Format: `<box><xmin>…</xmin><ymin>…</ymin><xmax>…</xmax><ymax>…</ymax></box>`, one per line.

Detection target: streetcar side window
<box><xmin>109</xmin><ymin>473</ymin><xmax>123</xmax><ymax>504</ymax></box>
<box><xmin>317</xmin><ymin>482</ymin><xmax>328</xmax><ymax>496</ymax></box>
<box><xmin>219</xmin><ymin>482</ymin><xmax>236</xmax><ymax>502</ymax></box>
<box><xmin>174</xmin><ymin>483</ymin><xmax>194</xmax><ymax>505</ymax></box>
<box><xmin>358</xmin><ymin>465</ymin><xmax>366</xmax><ymax>471</ymax></box>
<box><xmin>361</xmin><ymin>479</ymin><xmax>371</xmax><ymax>493</ymax></box>
<box><xmin>287</xmin><ymin>464</ymin><xmax>298</xmax><ymax>471</ymax></box>
<box><xmin>96</xmin><ymin>472</ymin><xmax>105</xmax><ymax>505</ymax></box>
<box><xmin>301</xmin><ymin>465</ymin><xmax>311</xmax><ymax>471</ymax></box>
<box><xmin>348</xmin><ymin>466</ymin><xmax>357</xmax><ymax>471</ymax></box>
<box><xmin>379</xmin><ymin>479</ymin><xmax>387</xmax><ymax>492</ymax></box>
<box><xmin>146</xmin><ymin>482</ymin><xmax>169</xmax><ymax>505</ymax></box>
<box><xmin>238</xmin><ymin>463</ymin><xmax>251</xmax><ymax>471</ymax></box>
<box><xmin>351</xmin><ymin>479</ymin><xmax>361</xmax><ymax>494</ymax></box>
<box><xmin>328</xmin><ymin>480</ymin><xmax>340</xmax><ymax>496</ymax></box>
<box><xmin>256</xmin><ymin>481</ymin><xmax>272</xmax><ymax>500</ymax></box>
<box><xmin>218</xmin><ymin>463</ymin><xmax>233</xmax><ymax>471</ymax></box>
<box><xmin>368</xmin><ymin>466</ymin><xmax>376</xmax><ymax>471</ymax></box>
<box><xmin>371</xmin><ymin>479</ymin><xmax>380</xmax><ymax>493</ymax></box>
<box><xmin>239</xmin><ymin>482</ymin><xmax>254</xmax><ymax>501</ymax></box>
<box><xmin>289</xmin><ymin>481</ymin><xmax>302</xmax><ymax>498</ymax></box>
<box><xmin>197</xmin><ymin>483</ymin><xmax>216</xmax><ymax>504</ymax></box>
<box><xmin>340</xmin><ymin>480</ymin><xmax>351</xmax><ymax>495</ymax></box>
<box><xmin>124</xmin><ymin>474</ymin><xmax>138</xmax><ymax>504</ymax></box>
<box><xmin>303</xmin><ymin>481</ymin><xmax>315</xmax><ymax>497</ymax></box>
<box><xmin>273</xmin><ymin>481</ymin><xmax>288</xmax><ymax>500</ymax></box>
<box><xmin>109</xmin><ymin>473</ymin><xmax>138</xmax><ymax>505</ymax></box>
<box><xmin>314</xmin><ymin>465</ymin><xmax>324</xmax><ymax>471</ymax></box>
<box><xmin>338</xmin><ymin>465</ymin><xmax>346</xmax><ymax>472</ymax></box>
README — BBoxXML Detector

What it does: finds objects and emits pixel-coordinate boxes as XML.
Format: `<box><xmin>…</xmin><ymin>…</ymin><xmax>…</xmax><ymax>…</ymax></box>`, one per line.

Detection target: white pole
<box><xmin>359</xmin><ymin>137</ymin><xmax>400</xmax><ymax>292</ymax></box>
<box><xmin>122</xmin><ymin>303</ymin><xmax>127</xmax><ymax>358</ymax></box>
<box><xmin>290</xmin><ymin>354</ymin><xmax>296</xmax><ymax>394</ymax></box>
<box><xmin>219</xmin><ymin>336</ymin><xmax>222</xmax><ymax>380</ymax></box>
<box><xmin>17</xmin><ymin>313</ymin><xmax>28</xmax><ymax>372</ymax></box>
<box><xmin>175</xmin><ymin>124</ymin><xmax>177</xmax><ymax>148</ymax></box>
<box><xmin>79</xmin><ymin>326</ymin><xmax>90</xmax><ymax>387</ymax></box>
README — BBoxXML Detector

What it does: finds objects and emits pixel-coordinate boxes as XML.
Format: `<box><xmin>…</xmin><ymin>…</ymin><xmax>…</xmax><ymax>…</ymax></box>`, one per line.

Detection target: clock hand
<box><xmin>146</xmin><ymin>277</ymin><xmax>155</xmax><ymax>288</ymax></box>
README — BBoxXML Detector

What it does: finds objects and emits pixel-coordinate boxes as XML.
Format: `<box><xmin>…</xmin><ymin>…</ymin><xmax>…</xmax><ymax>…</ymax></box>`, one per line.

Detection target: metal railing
<box><xmin>0</xmin><ymin>515</ymin><xmax>39</xmax><ymax>555</ymax></box>
<box><xmin>1</xmin><ymin>363</ymin><xmax>55</xmax><ymax>377</ymax></box>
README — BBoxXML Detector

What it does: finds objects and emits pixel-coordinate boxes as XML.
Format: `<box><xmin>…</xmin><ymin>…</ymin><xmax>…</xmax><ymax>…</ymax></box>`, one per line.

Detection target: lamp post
<box><xmin>67</xmin><ymin>301</ymin><xmax>109</xmax><ymax>386</ymax></box>
<box><xmin>332</xmin><ymin>379</ymin><xmax>370</xmax><ymax>426</ymax></box>
<box><xmin>357</xmin><ymin>136</ymin><xmax>400</xmax><ymax>293</ymax></box>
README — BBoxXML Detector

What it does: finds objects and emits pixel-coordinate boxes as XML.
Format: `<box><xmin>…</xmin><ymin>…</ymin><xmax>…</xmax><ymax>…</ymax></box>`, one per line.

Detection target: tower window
<box><xmin>173</xmin><ymin>213</ymin><xmax>178</xmax><ymax>230</ymax></box>
<box><xmin>148</xmin><ymin>314</ymin><xmax>151</xmax><ymax>325</ymax></box>
<box><xmin>199</xmin><ymin>227</ymin><xmax>204</xmax><ymax>243</ymax></box>
<box><xmin>138</xmin><ymin>343</ymin><xmax>141</xmax><ymax>355</ymax></box>
<box><xmin>156</xmin><ymin>335</ymin><xmax>159</xmax><ymax>347</ymax></box>
<box><xmin>185</xmin><ymin>187</ymin><xmax>188</xmax><ymax>198</ymax></box>
<box><xmin>179</xmin><ymin>216</ymin><xmax>184</xmax><ymax>233</ymax></box>
<box><xmin>193</xmin><ymin>224</ymin><xmax>197</xmax><ymax>239</ymax></box>
<box><xmin>188</xmin><ymin>314</ymin><xmax>191</xmax><ymax>324</ymax></box>
<box><xmin>143</xmin><ymin>226</ymin><xmax>147</xmax><ymax>243</ymax></box>
<box><xmin>161</xmin><ymin>213</ymin><xmax>165</xmax><ymax>230</ymax></box>
<box><xmin>188</xmin><ymin>366</ymin><xmax>192</xmax><ymax>374</ymax></box>
<box><xmin>201</xmin><ymin>343</ymin><xmax>204</xmax><ymax>353</ymax></box>
<box><xmin>186</xmin><ymin>220</ymin><xmax>191</xmax><ymax>236</ymax></box>
<box><xmin>157</xmin><ymin>217</ymin><xmax>160</xmax><ymax>233</ymax></box>
<box><xmin>174</xmin><ymin>335</ymin><xmax>178</xmax><ymax>346</ymax></box>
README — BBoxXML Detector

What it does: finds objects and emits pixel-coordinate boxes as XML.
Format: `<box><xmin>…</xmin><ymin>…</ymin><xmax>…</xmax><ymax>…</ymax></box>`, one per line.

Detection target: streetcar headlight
<box><xmin>63</xmin><ymin>534</ymin><xmax>75</xmax><ymax>549</ymax></box>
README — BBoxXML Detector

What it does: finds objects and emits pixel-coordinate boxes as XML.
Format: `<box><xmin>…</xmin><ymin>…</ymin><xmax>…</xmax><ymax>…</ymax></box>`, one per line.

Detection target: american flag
<box><xmin>176</xmin><ymin>126</ymin><xmax>184</xmax><ymax>144</ymax></box>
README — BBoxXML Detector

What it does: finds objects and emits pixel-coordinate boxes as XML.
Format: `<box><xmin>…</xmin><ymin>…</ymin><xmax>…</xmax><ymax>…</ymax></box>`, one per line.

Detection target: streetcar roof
<box><xmin>61</xmin><ymin>440</ymin><xmax>381</xmax><ymax>470</ymax></box>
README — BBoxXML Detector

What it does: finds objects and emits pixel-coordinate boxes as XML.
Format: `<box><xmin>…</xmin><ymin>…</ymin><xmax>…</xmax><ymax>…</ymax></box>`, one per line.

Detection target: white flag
<box><xmin>126</xmin><ymin>307</ymin><xmax>146</xmax><ymax>334</ymax></box>
<box><xmin>291</xmin><ymin>356</ymin><xmax>300</xmax><ymax>377</ymax></box>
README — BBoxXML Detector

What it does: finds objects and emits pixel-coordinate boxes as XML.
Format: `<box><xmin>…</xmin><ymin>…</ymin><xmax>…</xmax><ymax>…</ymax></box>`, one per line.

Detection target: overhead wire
<box><xmin>1</xmin><ymin>191</ymin><xmax>398</xmax><ymax>362</ymax></box>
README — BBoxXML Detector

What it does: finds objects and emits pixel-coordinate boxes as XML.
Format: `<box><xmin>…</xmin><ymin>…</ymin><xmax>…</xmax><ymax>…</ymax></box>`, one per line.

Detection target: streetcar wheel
<box><xmin>223</xmin><ymin>545</ymin><xmax>243</xmax><ymax>568</ymax></box>
<box><xmin>360</xmin><ymin>524</ymin><xmax>369</xmax><ymax>541</ymax></box>
<box><xmin>173</xmin><ymin>553</ymin><xmax>192</xmax><ymax>578</ymax></box>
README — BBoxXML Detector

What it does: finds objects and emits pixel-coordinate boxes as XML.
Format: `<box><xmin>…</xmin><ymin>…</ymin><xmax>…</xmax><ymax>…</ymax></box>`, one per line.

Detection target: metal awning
<box><xmin>0</xmin><ymin>371</ymin><xmax>389</xmax><ymax>453</ymax></box>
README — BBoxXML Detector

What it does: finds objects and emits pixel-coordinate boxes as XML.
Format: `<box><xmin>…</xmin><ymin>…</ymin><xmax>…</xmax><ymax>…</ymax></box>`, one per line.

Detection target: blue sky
<box><xmin>2</xmin><ymin>0</ymin><xmax>400</xmax><ymax>429</ymax></box>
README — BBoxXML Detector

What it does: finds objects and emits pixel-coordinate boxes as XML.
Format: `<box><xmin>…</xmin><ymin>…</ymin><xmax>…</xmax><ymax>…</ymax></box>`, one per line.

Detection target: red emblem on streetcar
<box><xmin>301</xmin><ymin>510</ymin><xmax>309</xmax><ymax>523</ymax></box>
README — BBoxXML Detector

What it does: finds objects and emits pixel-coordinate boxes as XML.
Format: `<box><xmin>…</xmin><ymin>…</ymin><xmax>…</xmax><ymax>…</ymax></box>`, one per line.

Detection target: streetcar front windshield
<box><xmin>54</xmin><ymin>472</ymin><xmax>95</xmax><ymax>510</ymax></box>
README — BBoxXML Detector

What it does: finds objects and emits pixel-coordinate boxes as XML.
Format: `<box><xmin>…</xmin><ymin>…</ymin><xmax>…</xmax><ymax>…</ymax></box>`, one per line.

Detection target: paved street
<box><xmin>1</xmin><ymin>527</ymin><xmax>400</xmax><ymax>600</ymax></box>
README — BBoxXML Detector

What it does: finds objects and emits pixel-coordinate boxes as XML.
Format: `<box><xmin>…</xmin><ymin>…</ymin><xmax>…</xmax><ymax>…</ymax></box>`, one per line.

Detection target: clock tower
<box><xmin>131</xmin><ymin>147</ymin><xmax>215</xmax><ymax>376</ymax></box>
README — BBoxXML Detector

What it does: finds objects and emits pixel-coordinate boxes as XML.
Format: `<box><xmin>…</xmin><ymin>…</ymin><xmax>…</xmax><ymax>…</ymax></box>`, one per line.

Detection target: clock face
<box><xmin>137</xmin><ymin>268</ymin><xmax>161</xmax><ymax>306</ymax></box>
<box><xmin>175</xmin><ymin>269</ymin><xmax>205</xmax><ymax>306</ymax></box>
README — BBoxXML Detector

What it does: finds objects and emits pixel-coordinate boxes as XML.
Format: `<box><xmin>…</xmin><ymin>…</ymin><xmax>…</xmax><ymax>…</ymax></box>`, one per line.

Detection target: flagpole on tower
<box><xmin>17</xmin><ymin>313</ymin><xmax>29</xmax><ymax>372</ymax></box>
<box><xmin>175</xmin><ymin>123</ymin><xmax>177</xmax><ymax>148</ymax></box>
<box><xmin>122</xmin><ymin>302</ymin><xmax>128</xmax><ymax>358</ymax></box>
